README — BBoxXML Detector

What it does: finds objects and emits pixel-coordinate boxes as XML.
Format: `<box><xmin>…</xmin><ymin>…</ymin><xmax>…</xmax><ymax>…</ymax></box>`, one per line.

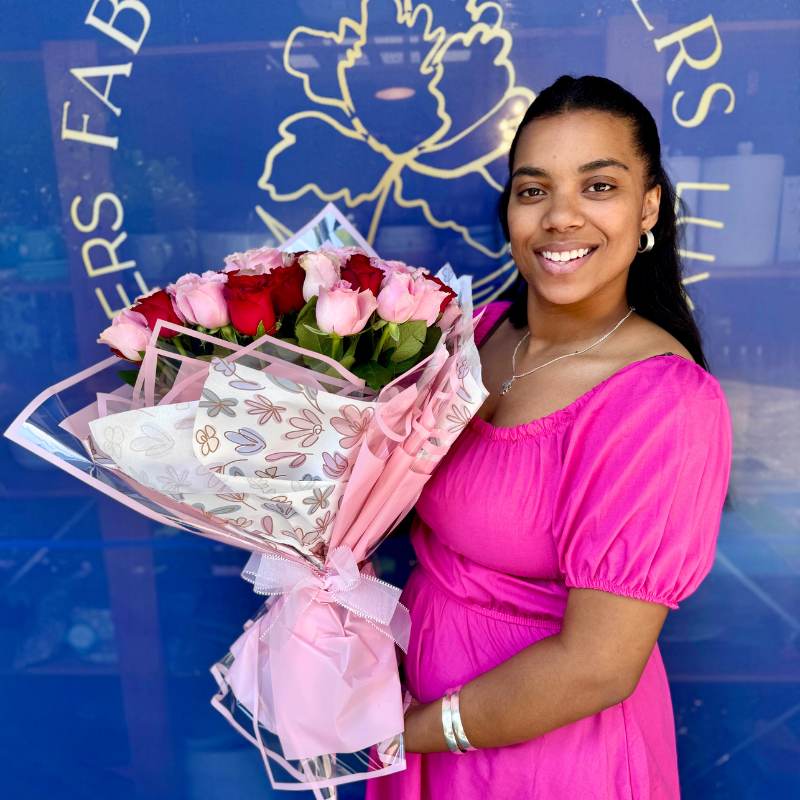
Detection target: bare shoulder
<box><xmin>616</xmin><ymin>313</ymin><xmax>695</xmax><ymax>364</ymax></box>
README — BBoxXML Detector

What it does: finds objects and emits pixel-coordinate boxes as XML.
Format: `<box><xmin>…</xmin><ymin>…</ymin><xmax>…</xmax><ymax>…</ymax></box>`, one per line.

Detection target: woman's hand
<box><xmin>402</xmin><ymin>691</ymin><xmax>451</xmax><ymax>754</ymax></box>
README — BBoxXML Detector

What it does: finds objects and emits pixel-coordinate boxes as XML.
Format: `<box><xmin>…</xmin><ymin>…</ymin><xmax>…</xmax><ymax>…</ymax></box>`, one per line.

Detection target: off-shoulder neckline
<box><xmin>469</xmin><ymin>352</ymin><xmax>709</xmax><ymax>441</ymax></box>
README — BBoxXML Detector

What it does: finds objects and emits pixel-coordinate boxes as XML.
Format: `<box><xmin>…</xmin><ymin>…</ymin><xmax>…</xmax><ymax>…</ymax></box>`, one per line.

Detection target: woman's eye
<box><xmin>518</xmin><ymin>187</ymin><xmax>543</xmax><ymax>198</ymax></box>
<box><xmin>588</xmin><ymin>182</ymin><xmax>614</xmax><ymax>192</ymax></box>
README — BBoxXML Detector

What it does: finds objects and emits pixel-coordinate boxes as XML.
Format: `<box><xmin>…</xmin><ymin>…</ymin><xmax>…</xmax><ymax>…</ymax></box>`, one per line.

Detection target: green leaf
<box><xmin>387</xmin><ymin>322</ymin><xmax>400</xmax><ymax>342</ymax></box>
<box><xmin>419</xmin><ymin>324</ymin><xmax>443</xmax><ymax>360</ymax></box>
<box><xmin>295</xmin><ymin>321</ymin><xmax>323</xmax><ymax>355</ymax></box>
<box><xmin>255</xmin><ymin>320</ymin><xmax>266</xmax><ymax>338</ymax></box>
<box><xmin>389</xmin><ymin>319</ymin><xmax>427</xmax><ymax>363</ymax></box>
<box><xmin>117</xmin><ymin>368</ymin><xmax>140</xmax><ymax>387</ymax></box>
<box><xmin>351</xmin><ymin>360</ymin><xmax>394</xmax><ymax>392</ymax></box>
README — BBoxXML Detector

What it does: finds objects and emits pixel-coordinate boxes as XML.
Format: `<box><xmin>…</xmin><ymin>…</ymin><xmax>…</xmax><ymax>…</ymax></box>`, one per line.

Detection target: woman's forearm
<box><xmin>403</xmin><ymin>632</ymin><xmax>628</xmax><ymax>753</ymax></box>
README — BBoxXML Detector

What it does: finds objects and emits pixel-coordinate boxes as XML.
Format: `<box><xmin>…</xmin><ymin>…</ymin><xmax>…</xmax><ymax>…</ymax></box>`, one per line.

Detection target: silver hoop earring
<box><xmin>637</xmin><ymin>229</ymin><xmax>655</xmax><ymax>253</ymax></box>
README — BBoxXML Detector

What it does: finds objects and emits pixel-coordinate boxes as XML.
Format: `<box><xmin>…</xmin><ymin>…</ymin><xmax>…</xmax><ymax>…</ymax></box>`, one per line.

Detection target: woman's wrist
<box><xmin>403</xmin><ymin>684</ymin><xmax>479</xmax><ymax>754</ymax></box>
<box><xmin>403</xmin><ymin>696</ymin><xmax>451</xmax><ymax>753</ymax></box>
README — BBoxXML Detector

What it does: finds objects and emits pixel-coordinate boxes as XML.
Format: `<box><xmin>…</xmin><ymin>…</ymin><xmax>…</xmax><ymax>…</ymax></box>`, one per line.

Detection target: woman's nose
<box><xmin>541</xmin><ymin>192</ymin><xmax>585</xmax><ymax>231</ymax></box>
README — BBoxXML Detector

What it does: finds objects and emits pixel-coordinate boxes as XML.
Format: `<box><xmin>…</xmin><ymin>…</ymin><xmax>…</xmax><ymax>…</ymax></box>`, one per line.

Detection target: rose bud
<box><xmin>298</xmin><ymin>251</ymin><xmax>340</xmax><ymax>302</ymax></box>
<box><xmin>316</xmin><ymin>280</ymin><xmax>377</xmax><ymax>336</ymax></box>
<box><xmin>167</xmin><ymin>271</ymin><xmax>229</xmax><ymax>329</ymax></box>
<box><xmin>130</xmin><ymin>288</ymin><xmax>185</xmax><ymax>338</ymax></box>
<box><xmin>340</xmin><ymin>253</ymin><xmax>384</xmax><ymax>296</ymax></box>
<box><xmin>223</xmin><ymin>272</ymin><xmax>277</xmax><ymax>336</ymax></box>
<box><xmin>98</xmin><ymin>309</ymin><xmax>151</xmax><ymax>361</ymax></box>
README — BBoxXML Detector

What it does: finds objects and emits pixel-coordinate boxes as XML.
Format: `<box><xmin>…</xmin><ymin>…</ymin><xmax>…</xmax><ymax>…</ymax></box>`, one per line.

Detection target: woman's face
<box><xmin>506</xmin><ymin>110</ymin><xmax>661</xmax><ymax>306</ymax></box>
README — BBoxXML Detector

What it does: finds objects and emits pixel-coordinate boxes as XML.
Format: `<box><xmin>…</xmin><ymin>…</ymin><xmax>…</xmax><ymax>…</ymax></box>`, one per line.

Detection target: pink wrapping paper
<box><xmin>4</xmin><ymin>204</ymin><xmax>490</xmax><ymax>794</ymax></box>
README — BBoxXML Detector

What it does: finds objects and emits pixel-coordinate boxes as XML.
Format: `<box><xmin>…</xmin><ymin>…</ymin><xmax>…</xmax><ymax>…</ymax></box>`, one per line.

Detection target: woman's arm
<box><xmin>402</xmin><ymin>588</ymin><xmax>669</xmax><ymax>753</ymax></box>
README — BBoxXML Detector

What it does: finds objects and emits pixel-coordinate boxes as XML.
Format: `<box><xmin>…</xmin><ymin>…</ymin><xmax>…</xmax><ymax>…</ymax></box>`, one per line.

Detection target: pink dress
<box><xmin>366</xmin><ymin>300</ymin><xmax>733</xmax><ymax>799</ymax></box>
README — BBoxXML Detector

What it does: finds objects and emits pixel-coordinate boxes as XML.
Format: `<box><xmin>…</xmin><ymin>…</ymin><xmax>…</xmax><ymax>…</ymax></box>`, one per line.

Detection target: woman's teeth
<box><xmin>540</xmin><ymin>247</ymin><xmax>593</xmax><ymax>262</ymax></box>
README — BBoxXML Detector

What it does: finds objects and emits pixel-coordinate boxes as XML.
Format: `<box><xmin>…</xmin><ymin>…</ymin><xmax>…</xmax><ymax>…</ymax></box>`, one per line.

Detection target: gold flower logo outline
<box><xmin>256</xmin><ymin>0</ymin><xmax>534</xmax><ymax>297</ymax></box>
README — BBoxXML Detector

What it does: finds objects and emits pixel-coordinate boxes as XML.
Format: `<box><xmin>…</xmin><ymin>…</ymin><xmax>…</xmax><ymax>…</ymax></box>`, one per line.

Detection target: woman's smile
<box><xmin>535</xmin><ymin>245</ymin><xmax>599</xmax><ymax>276</ymax></box>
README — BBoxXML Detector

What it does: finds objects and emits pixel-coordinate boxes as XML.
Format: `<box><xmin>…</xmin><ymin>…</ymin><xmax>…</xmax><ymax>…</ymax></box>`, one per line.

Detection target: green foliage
<box><xmin>352</xmin><ymin>360</ymin><xmax>394</xmax><ymax>391</ymax></box>
<box><xmin>117</xmin><ymin>368</ymin><xmax>140</xmax><ymax>387</ymax></box>
<box><xmin>388</xmin><ymin>320</ymin><xmax>427</xmax><ymax>363</ymax></box>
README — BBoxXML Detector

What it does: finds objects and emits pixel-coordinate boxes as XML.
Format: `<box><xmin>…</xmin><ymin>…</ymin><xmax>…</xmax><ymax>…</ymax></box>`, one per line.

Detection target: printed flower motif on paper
<box><xmin>102</xmin><ymin>425</ymin><xmax>125</xmax><ymax>460</ymax></box>
<box><xmin>303</xmin><ymin>485</ymin><xmax>335</xmax><ymax>514</ymax></box>
<box><xmin>321</xmin><ymin>451</ymin><xmax>350</xmax><ymax>479</ymax></box>
<box><xmin>199</xmin><ymin>389</ymin><xmax>238</xmax><ymax>418</ymax></box>
<box><xmin>285</xmin><ymin>409</ymin><xmax>324</xmax><ymax>448</ymax></box>
<box><xmin>131</xmin><ymin>423</ymin><xmax>174</xmax><ymax>457</ymax></box>
<box><xmin>197</xmin><ymin>463</ymin><xmax>228</xmax><ymax>492</ymax></box>
<box><xmin>195</xmin><ymin>424</ymin><xmax>220</xmax><ymax>456</ymax></box>
<box><xmin>263</xmin><ymin>496</ymin><xmax>295</xmax><ymax>518</ymax></box>
<box><xmin>211</xmin><ymin>357</ymin><xmax>236</xmax><ymax>377</ymax></box>
<box><xmin>445</xmin><ymin>403</ymin><xmax>472</xmax><ymax>433</ymax></box>
<box><xmin>157</xmin><ymin>466</ymin><xmax>191</xmax><ymax>498</ymax></box>
<box><xmin>281</xmin><ymin>525</ymin><xmax>321</xmax><ymax>548</ymax></box>
<box><xmin>331</xmin><ymin>405</ymin><xmax>372</xmax><ymax>449</ymax></box>
<box><xmin>225</xmin><ymin>427</ymin><xmax>266</xmax><ymax>455</ymax></box>
<box><xmin>216</xmin><ymin>492</ymin><xmax>258</xmax><ymax>511</ymax></box>
<box><xmin>245</xmin><ymin>394</ymin><xmax>287</xmax><ymax>425</ymax></box>
<box><xmin>313</xmin><ymin>510</ymin><xmax>334</xmax><ymax>537</ymax></box>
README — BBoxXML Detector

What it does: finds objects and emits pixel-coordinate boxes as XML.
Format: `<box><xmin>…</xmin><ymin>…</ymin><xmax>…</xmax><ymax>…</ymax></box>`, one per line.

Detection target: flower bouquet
<box><xmin>4</xmin><ymin>203</ymin><xmax>490</xmax><ymax>796</ymax></box>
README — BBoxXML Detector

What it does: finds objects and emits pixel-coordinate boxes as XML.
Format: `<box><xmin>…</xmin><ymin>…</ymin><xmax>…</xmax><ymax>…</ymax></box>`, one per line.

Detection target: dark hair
<box><xmin>497</xmin><ymin>74</ymin><xmax>710</xmax><ymax>372</ymax></box>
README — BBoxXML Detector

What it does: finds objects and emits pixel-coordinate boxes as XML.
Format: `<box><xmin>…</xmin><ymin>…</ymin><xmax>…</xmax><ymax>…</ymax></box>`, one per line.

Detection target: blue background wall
<box><xmin>1</xmin><ymin>2</ymin><xmax>798</xmax><ymax>798</ymax></box>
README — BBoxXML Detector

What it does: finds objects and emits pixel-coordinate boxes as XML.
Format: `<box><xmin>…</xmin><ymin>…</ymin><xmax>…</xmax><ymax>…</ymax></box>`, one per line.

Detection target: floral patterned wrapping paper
<box><xmin>4</xmin><ymin>204</ymin><xmax>490</xmax><ymax>795</ymax></box>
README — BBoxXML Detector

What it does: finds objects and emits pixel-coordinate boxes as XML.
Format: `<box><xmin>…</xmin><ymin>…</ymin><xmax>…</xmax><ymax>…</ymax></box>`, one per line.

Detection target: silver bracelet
<box><xmin>450</xmin><ymin>688</ymin><xmax>477</xmax><ymax>752</ymax></box>
<box><xmin>441</xmin><ymin>693</ymin><xmax>461</xmax><ymax>753</ymax></box>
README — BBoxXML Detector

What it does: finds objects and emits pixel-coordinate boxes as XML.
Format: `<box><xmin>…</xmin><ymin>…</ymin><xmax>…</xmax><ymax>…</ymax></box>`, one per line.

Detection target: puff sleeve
<box><xmin>552</xmin><ymin>358</ymin><xmax>733</xmax><ymax>610</ymax></box>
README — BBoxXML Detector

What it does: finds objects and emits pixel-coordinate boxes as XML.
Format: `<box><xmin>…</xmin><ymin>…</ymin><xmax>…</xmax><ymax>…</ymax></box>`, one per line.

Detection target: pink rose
<box><xmin>299</xmin><ymin>251</ymin><xmax>341</xmax><ymax>302</ymax></box>
<box><xmin>98</xmin><ymin>309</ymin><xmax>151</xmax><ymax>361</ymax></box>
<box><xmin>223</xmin><ymin>246</ymin><xmax>284</xmax><ymax>275</ymax></box>
<box><xmin>377</xmin><ymin>271</ymin><xmax>450</xmax><ymax>325</ymax></box>
<box><xmin>167</xmin><ymin>270</ymin><xmax>229</xmax><ymax>329</ymax></box>
<box><xmin>316</xmin><ymin>280</ymin><xmax>377</xmax><ymax>336</ymax></box>
<box><xmin>375</xmin><ymin>272</ymin><xmax>420</xmax><ymax>323</ymax></box>
<box><xmin>411</xmin><ymin>276</ymin><xmax>450</xmax><ymax>326</ymax></box>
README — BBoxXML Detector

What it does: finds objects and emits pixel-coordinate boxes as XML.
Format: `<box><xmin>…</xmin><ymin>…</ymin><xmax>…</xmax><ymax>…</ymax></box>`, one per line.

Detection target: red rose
<box><xmin>131</xmin><ymin>289</ymin><xmax>184</xmax><ymax>338</ymax></box>
<box><xmin>223</xmin><ymin>272</ymin><xmax>277</xmax><ymax>336</ymax></box>
<box><xmin>425</xmin><ymin>273</ymin><xmax>458</xmax><ymax>312</ymax></box>
<box><xmin>341</xmin><ymin>253</ymin><xmax>384</xmax><ymax>296</ymax></box>
<box><xmin>265</xmin><ymin>261</ymin><xmax>306</xmax><ymax>315</ymax></box>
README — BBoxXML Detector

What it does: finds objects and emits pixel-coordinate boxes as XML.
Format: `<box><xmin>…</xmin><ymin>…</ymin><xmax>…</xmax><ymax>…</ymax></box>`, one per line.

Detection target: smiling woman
<box><xmin>366</xmin><ymin>75</ymin><xmax>733</xmax><ymax>800</ymax></box>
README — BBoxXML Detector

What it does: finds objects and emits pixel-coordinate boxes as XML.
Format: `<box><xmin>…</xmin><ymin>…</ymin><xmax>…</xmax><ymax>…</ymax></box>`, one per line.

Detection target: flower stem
<box><xmin>331</xmin><ymin>334</ymin><xmax>342</xmax><ymax>363</ymax></box>
<box><xmin>173</xmin><ymin>337</ymin><xmax>188</xmax><ymax>357</ymax></box>
<box><xmin>371</xmin><ymin>325</ymin><xmax>391</xmax><ymax>362</ymax></box>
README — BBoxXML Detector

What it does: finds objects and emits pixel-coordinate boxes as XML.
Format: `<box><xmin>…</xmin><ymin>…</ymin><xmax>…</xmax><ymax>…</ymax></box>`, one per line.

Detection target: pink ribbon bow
<box><xmin>222</xmin><ymin>544</ymin><xmax>410</xmax><ymax>760</ymax></box>
<box><xmin>240</xmin><ymin>545</ymin><xmax>411</xmax><ymax>651</ymax></box>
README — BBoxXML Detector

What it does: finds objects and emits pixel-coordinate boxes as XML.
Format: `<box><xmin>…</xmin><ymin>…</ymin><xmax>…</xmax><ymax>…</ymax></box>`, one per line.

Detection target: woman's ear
<box><xmin>641</xmin><ymin>182</ymin><xmax>661</xmax><ymax>231</ymax></box>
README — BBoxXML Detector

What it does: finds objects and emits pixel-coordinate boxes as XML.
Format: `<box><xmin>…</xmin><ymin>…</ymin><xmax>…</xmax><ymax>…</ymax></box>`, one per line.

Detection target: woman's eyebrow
<box><xmin>511</xmin><ymin>158</ymin><xmax>630</xmax><ymax>180</ymax></box>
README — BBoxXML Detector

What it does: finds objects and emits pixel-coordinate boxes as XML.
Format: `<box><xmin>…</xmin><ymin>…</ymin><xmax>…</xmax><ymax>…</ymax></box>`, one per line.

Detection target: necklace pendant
<box><xmin>499</xmin><ymin>378</ymin><xmax>514</xmax><ymax>395</ymax></box>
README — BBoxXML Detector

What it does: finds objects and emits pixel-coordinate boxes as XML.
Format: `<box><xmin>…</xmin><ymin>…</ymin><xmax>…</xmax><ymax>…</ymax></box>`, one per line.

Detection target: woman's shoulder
<box><xmin>574</xmin><ymin>352</ymin><xmax>730</xmax><ymax>432</ymax></box>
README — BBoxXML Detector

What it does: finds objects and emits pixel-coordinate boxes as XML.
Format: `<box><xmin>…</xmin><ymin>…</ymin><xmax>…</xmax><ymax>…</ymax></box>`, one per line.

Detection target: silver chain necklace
<box><xmin>499</xmin><ymin>306</ymin><xmax>636</xmax><ymax>395</ymax></box>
